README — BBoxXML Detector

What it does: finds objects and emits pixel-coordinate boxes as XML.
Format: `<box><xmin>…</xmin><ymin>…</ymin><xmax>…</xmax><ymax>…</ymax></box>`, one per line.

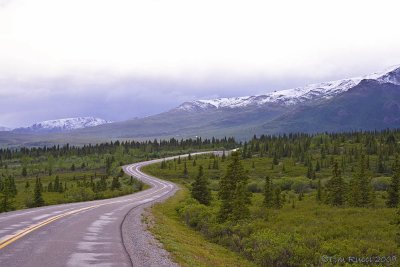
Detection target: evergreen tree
<box><xmin>263</xmin><ymin>176</ymin><xmax>273</xmax><ymax>208</ymax></box>
<box><xmin>221</xmin><ymin>151</ymin><xmax>226</xmax><ymax>162</ymax></box>
<box><xmin>183</xmin><ymin>162</ymin><xmax>188</xmax><ymax>177</ymax></box>
<box><xmin>232</xmin><ymin>171</ymin><xmax>251</xmax><ymax>220</ymax></box>
<box><xmin>0</xmin><ymin>176</ymin><xmax>15</xmax><ymax>212</ymax></box>
<box><xmin>273</xmin><ymin>153</ymin><xmax>279</xmax><ymax>165</ymax></box>
<box><xmin>273</xmin><ymin>187</ymin><xmax>282</xmax><ymax>209</ymax></box>
<box><xmin>99</xmin><ymin>176</ymin><xmax>107</xmax><ymax>191</ymax></box>
<box><xmin>33</xmin><ymin>177</ymin><xmax>45</xmax><ymax>207</ymax></box>
<box><xmin>21</xmin><ymin>166</ymin><xmax>27</xmax><ymax>177</ymax></box>
<box><xmin>24</xmin><ymin>181</ymin><xmax>30</xmax><ymax>192</ymax></box>
<box><xmin>218</xmin><ymin>152</ymin><xmax>251</xmax><ymax>222</ymax></box>
<box><xmin>387</xmin><ymin>158</ymin><xmax>400</xmax><ymax>208</ymax></box>
<box><xmin>349</xmin><ymin>154</ymin><xmax>374</xmax><ymax>207</ymax></box>
<box><xmin>325</xmin><ymin>162</ymin><xmax>346</xmax><ymax>206</ymax></box>
<box><xmin>191</xmin><ymin>165</ymin><xmax>211</xmax><ymax>205</ymax></box>
<box><xmin>307</xmin><ymin>162</ymin><xmax>314</xmax><ymax>179</ymax></box>
<box><xmin>160</xmin><ymin>159</ymin><xmax>167</xmax><ymax>169</ymax></box>
<box><xmin>48</xmin><ymin>182</ymin><xmax>53</xmax><ymax>192</ymax></box>
<box><xmin>111</xmin><ymin>176</ymin><xmax>121</xmax><ymax>190</ymax></box>
<box><xmin>315</xmin><ymin>160</ymin><xmax>321</xmax><ymax>172</ymax></box>
<box><xmin>212</xmin><ymin>158</ymin><xmax>219</xmax><ymax>169</ymax></box>
<box><xmin>105</xmin><ymin>157</ymin><xmax>113</xmax><ymax>176</ymax></box>
<box><xmin>58</xmin><ymin>182</ymin><xmax>64</xmax><ymax>193</ymax></box>
<box><xmin>54</xmin><ymin>176</ymin><xmax>60</xmax><ymax>192</ymax></box>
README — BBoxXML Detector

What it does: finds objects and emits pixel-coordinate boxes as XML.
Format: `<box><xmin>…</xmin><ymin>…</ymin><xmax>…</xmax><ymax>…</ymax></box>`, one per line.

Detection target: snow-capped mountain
<box><xmin>13</xmin><ymin>117</ymin><xmax>111</xmax><ymax>133</ymax></box>
<box><xmin>0</xmin><ymin>126</ymin><xmax>11</xmax><ymax>132</ymax></box>
<box><xmin>176</xmin><ymin>65</ymin><xmax>400</xmax><ymax>111</ymax></box>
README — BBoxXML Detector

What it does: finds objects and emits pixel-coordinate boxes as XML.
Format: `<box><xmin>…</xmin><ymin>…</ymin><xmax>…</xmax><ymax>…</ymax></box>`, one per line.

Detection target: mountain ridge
<box><xmin>13</xmin><ymin>117</ymin><xmax>111</xmax><ymax>133</ymax></box>
<box><xmin>1</xmin><ymin>64</ymin><xmax>400</xmax><ymax>147</ymax></box>
<box><xmin>175</xmin><ymin>64</ymin><xmax>400</xmax><ymax>111</ymax></box>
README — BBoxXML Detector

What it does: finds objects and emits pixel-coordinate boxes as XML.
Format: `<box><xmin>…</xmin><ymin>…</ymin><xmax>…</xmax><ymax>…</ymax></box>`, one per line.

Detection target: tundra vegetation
<box><xmin>0</xmin><ymin>137</ymin><xmax>236</xmax><ymax>211</ymax></box>
<box><xmin>144</xmin><ymin>129</ymin><xmax>400</xmax><ymax>267</ymax></box>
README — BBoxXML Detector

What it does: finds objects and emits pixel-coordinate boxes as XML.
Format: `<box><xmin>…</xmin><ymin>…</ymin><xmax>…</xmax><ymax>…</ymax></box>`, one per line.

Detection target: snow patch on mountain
<box><xmin>176</xmin><ymin>64</ymin><xmax>400</xmax><ymax>111</ymax></box>
<box><xmin>0</xmin><ymin>126</ymin><xmax>11</xmax><ymax>132</ymax></box>
<box><xmin>14</xmin><ymin>117</ymin><xmax>111</xmax><ymax>133</ymax></box>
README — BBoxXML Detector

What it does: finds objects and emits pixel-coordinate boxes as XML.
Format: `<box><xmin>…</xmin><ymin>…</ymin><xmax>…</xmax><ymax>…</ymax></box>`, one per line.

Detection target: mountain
<box><xmin>176</xmin><ymin>64</ymin><xmax>400</xmax><ymax>111</ymax></box>
<box><xmin>260</xmin><ymin>79</ymin><xmax>400</xmax><ymax>134</ymax></box>
<box><xmin>55</xmin><ymin>64</ymin><xmax>400</xmax><ymax>141</ymax></box>
<box><xmin>13</xmin><ymin>117</ymin><xmax>111</xmax><ymax>133</ymax></box>
<box><xmin>1</xmin><ymin>64</ymin><xmax>400</xmax><ymax>147</ymax></box>
<box><xmin>0</xmin><ymin>126</ymin><xmax>11</xmax><ymax>132</ymax></box>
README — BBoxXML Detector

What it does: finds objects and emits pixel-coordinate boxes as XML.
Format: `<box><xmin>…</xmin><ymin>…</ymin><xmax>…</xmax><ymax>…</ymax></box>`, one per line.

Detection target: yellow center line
<box><xmin>0</xmin><ymin>204</ymin><xmax>103</xmax><ymax>250</ymax></box>
<box><xmin>0</xmin><ymin>160</ymin><xmax>175</xmax><ymax>250</ymax></box>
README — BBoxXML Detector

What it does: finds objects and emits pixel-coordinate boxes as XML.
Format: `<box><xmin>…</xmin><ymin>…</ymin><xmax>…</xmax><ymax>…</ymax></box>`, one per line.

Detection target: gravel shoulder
<box><xmin>122</xmin><ymin>185</ymin><xmax>179</xmax><ymax>267</ymax></box>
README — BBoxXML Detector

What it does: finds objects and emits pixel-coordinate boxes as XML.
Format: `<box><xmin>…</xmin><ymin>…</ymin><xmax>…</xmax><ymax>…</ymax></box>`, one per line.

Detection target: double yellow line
<box><xmin>0</xmin><ymin>204</ymin><xmax>102</xmax><ymax>250</ymax></box>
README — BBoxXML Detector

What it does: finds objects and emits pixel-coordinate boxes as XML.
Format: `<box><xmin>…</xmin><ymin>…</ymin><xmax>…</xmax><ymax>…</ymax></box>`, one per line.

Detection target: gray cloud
<box><xmin>2</xmin><ymin>62</ymin><xmax>398</xmax><ymax>128</ymax></box>
<box><xmin>0</xmin><ymin>73</ymin><xmax>316</xmax><ymax>128</ymax></box>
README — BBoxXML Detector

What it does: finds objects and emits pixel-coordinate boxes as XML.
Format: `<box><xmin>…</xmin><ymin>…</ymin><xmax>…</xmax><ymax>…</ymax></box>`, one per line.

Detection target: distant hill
<box><xmin>0</xmin><ymin>126</ymin><xmax>11</xmax><ymax>132</ymax></box>
<box><xmin>12</xmin><ymin>117</ymin><xmax>111</xmax><ymax>133</ymax></box>
<box><xmin>1</xmin><ymin>64</ymin><xmax>400</xmax><ymax>147</ymax></box>
<box><xmin>260</xmin><ymin>80</ymin><xmax>400</xmax><ymax>134</ymax></box>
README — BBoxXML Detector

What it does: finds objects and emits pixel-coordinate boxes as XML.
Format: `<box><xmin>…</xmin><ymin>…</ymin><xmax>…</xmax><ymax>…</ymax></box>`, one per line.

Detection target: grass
<box><xmin>148</xmin><ymin>188</ymin><xmax>256</xmax><ymax>267</ymax></box>
<box><xmin>5</xmin><ymin>168</ymin><xmax>147</xmax><ymax>211</ymax></box>
<box><xmin>143</xmin><ymin>154</ymin><xmax>400</xmax><ymax>266</ymax></box>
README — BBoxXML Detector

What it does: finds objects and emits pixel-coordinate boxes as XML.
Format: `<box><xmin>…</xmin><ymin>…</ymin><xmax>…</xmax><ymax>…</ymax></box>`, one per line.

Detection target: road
<box><xmin>0</xmin><ymin>151</ymin><xmax>218</xmax><ymax>267</ymax></box>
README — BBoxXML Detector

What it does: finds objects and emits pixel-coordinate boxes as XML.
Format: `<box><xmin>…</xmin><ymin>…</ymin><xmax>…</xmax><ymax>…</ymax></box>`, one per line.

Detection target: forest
<box><xmin>143</xmin><ymin>129</ymin><xmax>400</xmax><ymax>266</ymax></box>
<box><xmin>0</xmin><ymin>137</ymin><xmax>236</xmax><ymax>211</ymax></box>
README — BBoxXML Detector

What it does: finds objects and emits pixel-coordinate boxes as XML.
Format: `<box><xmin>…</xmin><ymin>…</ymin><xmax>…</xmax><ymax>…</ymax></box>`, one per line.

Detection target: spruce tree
<box><xmin>183</xmin><ymin>162</ymin><xmax>188</xmax><ymax>177</ymax></box>
<box><xmin>212</xmin><ymin>158</ymin><xmax>219</xmax><ymax>169</ymax></box>
<box><xmin>24</xmin><ymin>181</ymin><xmax>30</xmax><ymax>192</ymax></box>
<box><xmin>54</xmin><ymin>176</ymin><xmax>60</xmax><ymax>192</ymax></box>
<box><xmin>218</xmin><ymin>152</ymin><xmax>250</xmax><ymax>222</ymax></box>
<box><xmin>232</xmin><ymin>172</ymin><xmax>251</xmax><ymax>220</ymax></box>
<box><xmin>307</xmin><ymin>162</ymin><xmax>314</xmax><ymax>179</ymax></box>
<box><xmin>111</xmin><ymin>176</ymin><xmax>121</xmax><ymax>190</ymax></box>
<box><xmin>349</xmin><ymin>154</ymin><xmax>374</xmax><ymax>207</ymax></box>
<box><xmin>48</xmin><ymin>182</ymin><xmax>53</xmax><ymax>192</ymax></box>
<box><xmin>325</xmin><ymin>162</ymin><xmax>345</xmax><ymax>206</ymax></box>
<box><xmin>22</xmin><ymin>166</ymin><xmax>27</xmax><ymax>177</ymax></box>
<box><xmin>191</xmin><ymin>165</ymin><xmax>211</xmax><ymax>205</ymax></box>
<box><xmin>273</xmin><ymin>187</ymin><xmax>282</xmax><ymax>209</ymax></box>
<box><xmin>0</xmin><ymin>176</ymin><xmax>15</xmax><ymax>212</ymax></box>
<box><xmin>387</xmin><ymin>157</ymin><xmax>400</xmax><ymax>208</ymax></box>
<box><xmin>160</xmin><ymin>159</ymin><xmax>167</xmax><ymax>169</ymax></box>
<box><xmin>263</xmin><ymin>176</ymin><xmax>273</xmax><ymax>208</ymax></box>
<box><xmin>315</xmin><ymin>160</ymin><xmax>321</xmax><ymax>172</ymax></box>
<box><xmin>33</xmin><ymin>177</ymin><xmax>45</xmax><ymax>207</ymax></box>
<box><xmin>221</xmin><ymin>151</ymin><xmax>226</xmax><ymax>162</ymax></box>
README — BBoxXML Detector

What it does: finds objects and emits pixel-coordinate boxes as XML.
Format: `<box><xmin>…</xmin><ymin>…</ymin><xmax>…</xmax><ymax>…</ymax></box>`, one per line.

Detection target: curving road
<box><xmin>0</xmin><ymin>151</ymin><xmax>219</xmax><ymax>267</ymax></box>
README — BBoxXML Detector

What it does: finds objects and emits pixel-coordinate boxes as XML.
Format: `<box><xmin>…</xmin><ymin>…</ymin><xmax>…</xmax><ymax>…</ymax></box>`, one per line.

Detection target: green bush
<box><xmin>65</xmin><ymin>187</ymin><xmax>95</xmax><ymax>202</ymax></box>
<box><xmin>371</xmin><ymin>177</ymin><xmax>391</xmax><ymax>191</ymax></box>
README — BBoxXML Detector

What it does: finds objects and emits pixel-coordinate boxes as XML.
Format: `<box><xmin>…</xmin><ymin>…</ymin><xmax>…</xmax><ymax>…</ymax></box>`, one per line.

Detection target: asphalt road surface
<box><xmin>0</xmin><ymin>151</ymin><xmax>220</xmax><ymax>267</ymax></box>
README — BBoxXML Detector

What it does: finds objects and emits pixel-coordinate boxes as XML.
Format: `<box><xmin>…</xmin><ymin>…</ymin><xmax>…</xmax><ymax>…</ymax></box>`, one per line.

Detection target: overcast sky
<box><xmin>1</xmin><ymin>0</ymin><xmax>400</xmax><ymax>127</ymax></box>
